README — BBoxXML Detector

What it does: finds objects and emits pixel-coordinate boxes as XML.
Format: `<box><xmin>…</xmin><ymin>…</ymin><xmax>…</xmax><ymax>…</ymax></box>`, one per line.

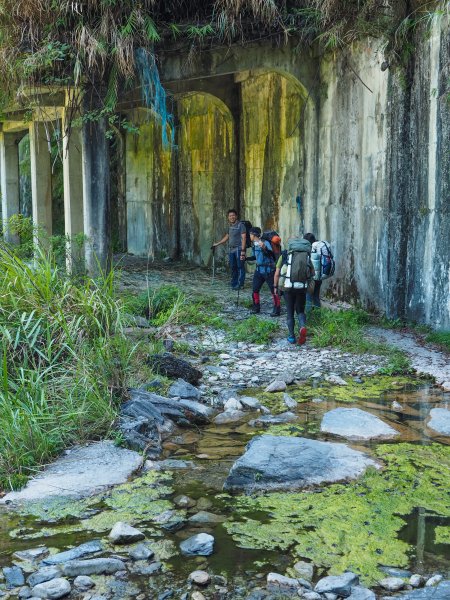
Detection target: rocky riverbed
<box><xmin>1</xmin><ymin>258</ymin><xmax>449</xmax><ymax>599</ymax></box>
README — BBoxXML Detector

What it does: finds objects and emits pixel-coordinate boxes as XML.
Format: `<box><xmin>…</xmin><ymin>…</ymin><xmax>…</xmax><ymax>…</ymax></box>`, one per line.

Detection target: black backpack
<box><xmin>261</xmin><ymin>230</ymin><xmax>282</xmax><ymax>260</ymax></box>
<box><xmin>240</xmin><ymin>220</ymin><xmax>253</xmax><ymax>249</ymax></box>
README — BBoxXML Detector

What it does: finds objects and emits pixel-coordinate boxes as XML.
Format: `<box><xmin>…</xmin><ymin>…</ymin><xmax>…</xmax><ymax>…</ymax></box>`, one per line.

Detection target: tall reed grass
<box><xmin>0</xmin><ymin>243</ymin><xmax>131</xmax><ymax>490</ymax></box>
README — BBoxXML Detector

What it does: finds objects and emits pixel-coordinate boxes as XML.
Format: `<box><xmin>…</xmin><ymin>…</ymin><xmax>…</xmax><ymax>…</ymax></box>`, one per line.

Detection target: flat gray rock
<box><xmin>2</xmin><ymin>443</ymin><xmax>142</xmax><ymax>502</ymax></box>
<box><xmin>31</xmin><ymin>578</ymin><xmax>71</xmax><ymax>599</ymax></box>
<box><xmin>42</xmin><ymin>541</ymin><xmax>103</xmax><ymax>566</ymax></box>
<box><xmin>3</xmin><ymin>566</ymin><xmax>25</xmax><ymax>589</ymax></box>
<box><xmin>213</xmin><ymin>410</ymin><xmax>246</xmax><ymax>424</ymax></box>
<box><xmin>27</xmin><ymin>567</ymin><xmax>62</xmax><ymax>588</ymax></box>
<box><xmin>394</xmin><ymin>581</ymin><xmax>450</xmax><ymax>599</ymax></box>
<box><xmin>427</xmin><ymin>408</ymin><xmax>450</xmax><ymax>435</ymax></box>
<box><xmin>321</xmin><ymin>408</ymin><xmax>399</xmax><ymax>440</ymax></box>
<box><xmin>315</xmin><ymin>572</ymin><xmax>359</xmax><ymax>597</ymax></box>
<box><xmin>239</xmin><ymin>396</ymin><xmax>261</xmax><ymax>410</ymax></box>
<box><xmin>168</xmin><ymin>378</ymin><xmax>201</xmax><ymax>400</ymax></box>
<box><xmin>265</xmin><ymin>380</ymin><xmax>287</xmax><ymax>392</ymax></box>
<box><xmin>224</xmin><ymin>436</ymin><xmax>379</xmax><ymax>492</ymax></box>
<box><xmin>179</xmin><ymin>533</ymin><xmax>214</xmax><ymax>556</ymax></box>
<box><xmin>178</xmin><ymin>399</ymin><xmax>213</xmax><ymax>423</ymax></box>
<box><xmin>109</xmin><ymin>522</ymin><xmax>145</xmax><ymax>544</ymax></box>
<box><xmin>61</xmin><ymin>558</ymin><xmax>125</xmax><ymax>577</ymax></box>
<box><xmin>347</xmin><ymin>587</ymin><xmax>376</xmax><ymax>600</ymax></box>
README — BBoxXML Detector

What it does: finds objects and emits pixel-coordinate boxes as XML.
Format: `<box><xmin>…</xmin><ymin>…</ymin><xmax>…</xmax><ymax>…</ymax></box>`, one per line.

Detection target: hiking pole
<box><xmin>211</xmin><ymin>245</ymin><xmax>216</xmax><ymax>284</ymax></box>
<box><xmin>236</xmin><ymin>286</ymin><xmax>240</xmax><ymax>307</ymax></box>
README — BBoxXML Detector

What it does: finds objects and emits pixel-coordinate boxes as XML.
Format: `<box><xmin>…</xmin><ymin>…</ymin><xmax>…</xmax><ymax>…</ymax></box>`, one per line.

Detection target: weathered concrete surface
<box><xmin>1</xmin><ymin>441</ymin><xmax>142</xmax><ymax>503</ymax></box>
<box><xmin>224</xmin><ymin>435</ymin><xmax>379</xmax><ymax>492</ymax></box>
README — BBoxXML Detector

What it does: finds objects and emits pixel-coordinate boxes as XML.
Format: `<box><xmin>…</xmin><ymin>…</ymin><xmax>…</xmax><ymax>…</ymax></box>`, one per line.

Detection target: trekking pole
<box><xmin>211</xmin><ymin>245</ymin><xmax>216</xmax><ymax>284</ymax></box>
<box><xmin>236</xmin><ymin>286</ymin><xmax>240</xmax><ymax>307</ymax></box>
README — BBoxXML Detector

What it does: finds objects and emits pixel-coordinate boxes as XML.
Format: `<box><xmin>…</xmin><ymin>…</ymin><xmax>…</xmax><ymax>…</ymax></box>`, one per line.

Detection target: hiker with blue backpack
<box><xmin>247</xmin><ymin>227</ymin><xmax>281</xmax><ymax>317</ymax></box>
<box><xmin>211</xmin><ymin>209</ymin><xmax>248</xmax><ymax>290</ymax></box>
<box><xmin>274</xmin><ymin>237</ymin><xmax>313</xmax><ymax>345</ymax></box>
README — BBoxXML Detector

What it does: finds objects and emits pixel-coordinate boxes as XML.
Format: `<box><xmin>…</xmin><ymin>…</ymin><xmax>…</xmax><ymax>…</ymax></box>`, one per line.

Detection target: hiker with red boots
<box><xmin>247</xmin><ymin>227</ymin><xmax>281</xmax><ymax>317</ymax></box>
<box><xmin>274</xmin><ymin>236</ymin><xmax>314</xmax><ymax>345</ymax></box>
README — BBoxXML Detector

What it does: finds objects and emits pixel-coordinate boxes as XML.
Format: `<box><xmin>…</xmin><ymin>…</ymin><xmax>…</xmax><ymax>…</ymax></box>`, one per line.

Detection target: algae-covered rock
<box><xmin>224</xmin><ymin>435</ymin><xmax>378</xmax><ymax>492</ymax></box>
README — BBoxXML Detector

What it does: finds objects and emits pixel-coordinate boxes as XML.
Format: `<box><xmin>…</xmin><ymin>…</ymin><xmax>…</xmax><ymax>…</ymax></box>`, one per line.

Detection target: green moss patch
<box><xmin>435</xmin><ymin>526</ymin><xmax>450</xmax><ymax>544</ymax></box>
<box><xmin>223</xmin><ymin>443</ymin><xmax>450</xmax><ymax>584</ymax></box>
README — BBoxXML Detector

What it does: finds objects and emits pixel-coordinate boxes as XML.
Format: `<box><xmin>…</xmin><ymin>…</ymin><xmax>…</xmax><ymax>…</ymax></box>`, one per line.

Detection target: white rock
<box><xmin>265</xmin><ymin>380</ymin><xmax>287</xmax><ymax>392</ymax></box>
<box><xmin>425</xmin><ymin>574</ymin><xmax>443</xmax><ymax>587</ymax></box>
<box><xmin>283</xmin><ymin>393</ymin><xmax>297</xmax><ymax>409</ymax></box>
<box><xmin>31</xmin><ymin>578</ymin><xmax>71</xmax><ymax>599</ymax></box>
<box><xmin>325</xmin><ymin>374</ymin><xmax>348</xmax><ymax>385</ymax></box>
<box><xmin>409</xmin><ymin>574</ymin><xmax>424</xmax><ymax>588</ymax></box>
<box><xmin>303</xmin><ymin>593</ymin><xmax>321</xmax><ymax>600</ymax></box>
<box><xmin>108</xmin><ymin>522</ymin><xmax>145</xmax><ymax>544</ymax></box>
<box><xmin>267</xmin><ymin>572</ymin><xmax>300</xmax><ymax>591</ymax></box>
<box><xmin>379</xmin><ymin>577</ymin><xmax>405</xmax><ymax>591</ymax></box>
<box><xmin>293</xmin><ymin>561</ymin><xmax>313</xmax><ymax>581</ymax></box>
<box><xmin>391</xmin><ymin>401</ymin><xmax>404</xmax><ymax>411</ymax></box>
<box><xmin>188</xmin><ymin>570</ymin><xmax>210</xmax><ymax>585</ymax></box>
<box><xmin>73</xmin><ymin>576</ymin><xmax>95</xmax><ymax>591</ymax></box>
<box><xmin>224</xmin><ymin>398</ymin><xmax>243</xmax><ymax>411</ymax></box>
<box><xmin>191</xmin><ymin>592</ymin><xmax>206</xmax><ymax>600</ymax></box>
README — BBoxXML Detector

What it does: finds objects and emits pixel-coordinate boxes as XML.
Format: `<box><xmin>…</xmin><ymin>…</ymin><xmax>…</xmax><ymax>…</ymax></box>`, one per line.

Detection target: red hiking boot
<box><xmin>298</xmin><ymin>327</ymin><xmax>307</xmax><ymax>345</ymax></box>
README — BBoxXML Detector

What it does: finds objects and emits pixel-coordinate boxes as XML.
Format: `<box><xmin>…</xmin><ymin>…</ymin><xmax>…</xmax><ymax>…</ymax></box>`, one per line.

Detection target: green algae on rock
<box><xmin>224</xmin><ymin>443</ymin><xmax>450</xmax><ymax>584</ymax></box>
<box><xmin>242</xmin><ymin>376</ymin><xmax>420</xmax><ymax>413</ymax></box>
<box><xmin>435</xmin><ymin>526</ymin><xmax>450</xmax><ymax>545</ymax></box>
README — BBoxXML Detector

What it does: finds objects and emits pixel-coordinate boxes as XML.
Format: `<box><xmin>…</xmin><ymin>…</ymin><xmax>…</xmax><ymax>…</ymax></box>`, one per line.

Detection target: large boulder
<box><xmin>427</xmin><ymin>408</ymin><xmax>450</xmax><ymax>435</ymax></box>
<box><xmin>314</xmin><ymin>572</ymin><xmax>359</xmax><ymax>597</ymax></box>
<box><xmin>1</xmin><ymin>443</ymin><xmax>142</xmax><ymax>503</ymax></box>
<box><xmin>321</xmin><ymin>408</ymin><xmax>399</xmax><ymax>440</ymax></box>
<box><xmin>224</xmin><ymin>436</ymin><xmax>379</xmax><ymax>492</ymax></box>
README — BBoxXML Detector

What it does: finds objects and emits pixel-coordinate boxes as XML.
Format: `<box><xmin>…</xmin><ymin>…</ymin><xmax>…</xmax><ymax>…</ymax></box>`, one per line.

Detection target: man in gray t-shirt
<box><xmin>212</xmin><ymin>209</ymin><xmax>247</xmax><ymax>289</ymax></box>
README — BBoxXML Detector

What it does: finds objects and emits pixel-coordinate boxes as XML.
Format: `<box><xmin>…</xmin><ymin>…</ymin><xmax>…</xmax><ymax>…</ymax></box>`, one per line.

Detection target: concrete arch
<box><xmin>238</xmin><ymin>69</ymin><xmax>313</xmax><ymax>244</ymax></box>
<box><xmin>177</xmin><ymin>91</ymin><xmax>237</xmax><ymax>266</ymax></box>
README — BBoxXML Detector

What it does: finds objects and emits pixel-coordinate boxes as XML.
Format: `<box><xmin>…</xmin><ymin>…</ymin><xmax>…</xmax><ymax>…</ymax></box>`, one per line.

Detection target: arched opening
<box><xmin>177</xmin><ymin>92</ymin><xmax>236</xmax><ymax>266</ymax></box>
<box><xmin>239</xmin><ymin>70</ymin><xmax>309</xmax><ymax>242</ymax></box>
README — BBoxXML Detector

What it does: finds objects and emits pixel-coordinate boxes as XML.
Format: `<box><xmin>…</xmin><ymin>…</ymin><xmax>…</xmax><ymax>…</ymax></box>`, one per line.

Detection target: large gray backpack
<box><xmin>282</xmin><ymin>239</ymin><xmax>313</xmax><ymax>289</ymax></box>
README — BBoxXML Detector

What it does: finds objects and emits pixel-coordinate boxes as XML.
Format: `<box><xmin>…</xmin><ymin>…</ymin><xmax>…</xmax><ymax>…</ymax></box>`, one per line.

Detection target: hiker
<box><xmin>211</xmin><ymin>209</ymin><xmax>247</xmax><ymax>290</ymax></box>
<box><xmin>247</xmin><ymin>227</ymin><xmax>281</xmax><ymax>317</ymax></box>
<box><xmin>303</xmin><ymin>233</ymin><xmax>322</xmax><ymax>308</ymax></box>
<box><xmin>274</xmin><ymin>237</ymin><xmax>313</xmax><ymax>344</ymax></box>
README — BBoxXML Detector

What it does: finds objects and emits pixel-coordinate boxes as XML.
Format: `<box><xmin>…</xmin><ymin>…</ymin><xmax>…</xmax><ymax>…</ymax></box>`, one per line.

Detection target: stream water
<box><xmin>1</xmin><ymin>379</ymin><xmax>449</xmax><ymax>597</ymax></box>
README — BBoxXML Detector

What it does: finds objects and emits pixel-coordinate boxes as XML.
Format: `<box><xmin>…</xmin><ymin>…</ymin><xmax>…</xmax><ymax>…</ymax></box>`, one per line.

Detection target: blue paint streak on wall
<box><xmin>135</xmin><ymin>47</ymin><xmax>175</xmax><ymax>148</ymax></box>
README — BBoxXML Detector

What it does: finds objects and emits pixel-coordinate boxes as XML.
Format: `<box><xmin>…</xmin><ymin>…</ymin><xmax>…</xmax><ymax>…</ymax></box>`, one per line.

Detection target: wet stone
<box><xmin>109</xmin><ymin>522</ymin><xmax>145</xmax><ymax>544</ymax></box>
<box><xmin>27</xmin><ymin>567</ymin><xmax>61</xmax><ymax>588</ymax></box>
<box><xmin>18</xmin><ymin>587</ymin><xmax>32</xmax><ymax>599</ymax></box>
<box><xmin>31</xmin><ymin>578</ymin><xmax>71</xmax><ymax>599</ymax></box>
<box><xmin>303</xmin><ymin>593</ymin><xmax>321</xmax><ymax>600</ymax></box>
<box><xmin>14</xmin><ymin>548</ymin><xmax>49</xmax><ymax>563</ymax></box>
<box><xmin>264</xmin><ymin>380</ymin><xmax>287</xmax><ymax>392</ymax></box>
<box><xmin>189</xmin><ymin>570</ymin><xmax>210</xmax><ymax>585</ymax></box>
<box><xmin>224</xmin><ymin>398</ymin><xmax>243</xmax><ymax>411</ymax></box>
<box><xmin>427</xmin><ymin>408</ymin><xmax>450</xmax><ymax>435</ymax></box>
<box><xmin>314</xmin><ymin>572</ymin><xmax>359</xmax><ymax>597</ymax></box>
<box><xmin>239</xmin><ymin>396</ymin><xmax>261</xmax><ymax>410</ymax></box>
<box><xmin>73</xmin><ymin>576</ymin><xmax>95</xmax><ymax>591</ymax></box>
<box><xmin>394</xmin><ymin>581</ymin><xmax>450</xmax><ymax>599</ymax></box>
<box><xmin>267</xmin><ymin>572</ymin><xmax>300</xmax><ymax>593</ymax></box>
<box><xmin>188</xmin><ymin>511</ymin><xmax>226</xmax><ymax>525</ymax></box>
<box><xmin>179</xmin><ymin>533</ymin><xmax>215</xmax><ymax>556</ymax></box>
<box><xmin>173</xmin><ymin>494</ymin><xmax>196</xmax><ymax>508</ymax></box>
<box><xmin>168</xmin><ymin>379</ymin><xmax>201</xmax><ymax>400</ymax></box>
<box><xmin>61</xmin><ymin>558</ymin><xmax>126</xmax><ymax>577</ymax></box>
<box><xmin>347</xmin><ymin>587</ymin><xmax>376</xmax><ymax>600</ymax></box>
<box><xmin>425</xmin><ymin>574</ymin><xmax>443</xmax><ymax>587</ymax></box>
<box><xmin>225</xmin><ymin>436</ymin><xmax>378</xmax><ymax>491</ymax></box>
<box><xmin>325</xmin><ymin>374</ymin><xmax>348</xmax><ymax>385</ymax></box>
<box><xmin>248</xmin><ymin>412</ymin><xmax>297</xmax><ymax>427</ymax></box>
<box><xmin>128</xmin><ymin>544</ymin><xmax>154</xmax><ymax>561</ymax></box>
<box><xmin>42</xmin><ymin>541</ymin><xmax>104</xmax><ymax>566</ymax></box>
<box><xmin>321</xmin><ymin>408</ymin><xmax>399</xmax><ymax>440</ymax></box>
<box><xmin>409</xmin><ymin>575</ymin><xmax>424</xmax><ymax>588</ymax></box>
<box><xmin>379</xmin><ymin>577</ymin><xmax>405</xmax><ymax>592</ymax></box>
<box><xmin>3</xmin><ymin>566</ymin><xmax>25</xmax><ymax>589</ymax></box>
<box><xmin>213</xmin><ymin>410</ymin><xmax>246</xmax><ymax>424</ymax></box>
<box><xmin>292</xmin><ymin>561</ymin><xmax>313</xmax><ymax>581</ymax></box>
<box><xmin>128</xmin><ymin>561</ymin><xmax>161</xmax><ymax>576</ymax></box>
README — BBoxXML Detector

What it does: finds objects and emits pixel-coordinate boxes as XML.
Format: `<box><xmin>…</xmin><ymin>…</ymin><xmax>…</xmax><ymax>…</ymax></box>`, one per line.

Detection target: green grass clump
<box><xmin>308</xmin><ymin>308</ymin><xmax>373</xmax><ymax>351</ymax></box>
<box><xmin>229</xmin><ymin>315</ymin><xmax>279</xmax><ymax>344</ymax></box>
<box><xmin>425</xmin><ymin>330</ymin><xmax>450</xmax><ymax>352</ymax></box>
<box><xmin>0</xmin><ymin>243</ymin><xmax>135</xmax><ymax>491</ymax></box>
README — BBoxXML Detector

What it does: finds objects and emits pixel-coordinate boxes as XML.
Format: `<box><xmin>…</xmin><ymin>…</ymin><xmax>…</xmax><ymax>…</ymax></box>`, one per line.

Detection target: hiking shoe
<box><xmin>287</xmin><ymin>336</ymin><xmax>296</xmax><ymax>344</ymax></box>
<box><xmin>251</xmin><ymin>304</ymin><xmax>261</xmax><ymax>314</ymax></box>
<box><xmin>298</xmin><ymin>327</ymin><xmax>307</xmax><ymax>345</ymax></box>
<box><xmin>270</xmin><ymin>307</ymin><xmax>281</xmax><ymax>317</ymax></box>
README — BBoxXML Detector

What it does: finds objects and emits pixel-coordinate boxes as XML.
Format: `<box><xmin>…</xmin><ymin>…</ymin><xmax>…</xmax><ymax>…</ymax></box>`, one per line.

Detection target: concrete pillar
<box><xmin>81</xmin><ymin>108</ymin><xmax>111</xmax><ymax>275</ymax></box>
<box><xmin>29</xmin><ymin>122</ymin><xmax>52</xmax><ymax>240</ymax></box>
<box><xmin>62</xmin><ymin>111</ymin><xmax>84</xmax><ymax>269</ymax></box>
<box><xmin>0</xmin><ymin>132</ymin><xmax>20</xmax><ymax>244</ymax></box>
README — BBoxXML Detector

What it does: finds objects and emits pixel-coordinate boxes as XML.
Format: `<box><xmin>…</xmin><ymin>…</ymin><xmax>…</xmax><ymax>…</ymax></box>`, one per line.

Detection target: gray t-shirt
<box><xmin>228</xmin><ymin>221</ymin><xmax>246</xmax><ymax>250</ymax></box>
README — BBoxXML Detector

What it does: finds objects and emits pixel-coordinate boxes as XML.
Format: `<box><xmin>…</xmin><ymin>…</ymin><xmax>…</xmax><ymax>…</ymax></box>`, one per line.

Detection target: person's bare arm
<box><xmin>212</xmin><ymin>233</ymin><xmax>229</xmax><ymax>248</ymax></box>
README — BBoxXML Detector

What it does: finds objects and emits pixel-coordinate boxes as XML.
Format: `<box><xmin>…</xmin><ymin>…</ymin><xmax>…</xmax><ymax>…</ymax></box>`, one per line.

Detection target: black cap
<box><xmin>249</xmin><ymin>227</ymin><xmax>261</xmax><ymax>236</ymax></box>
